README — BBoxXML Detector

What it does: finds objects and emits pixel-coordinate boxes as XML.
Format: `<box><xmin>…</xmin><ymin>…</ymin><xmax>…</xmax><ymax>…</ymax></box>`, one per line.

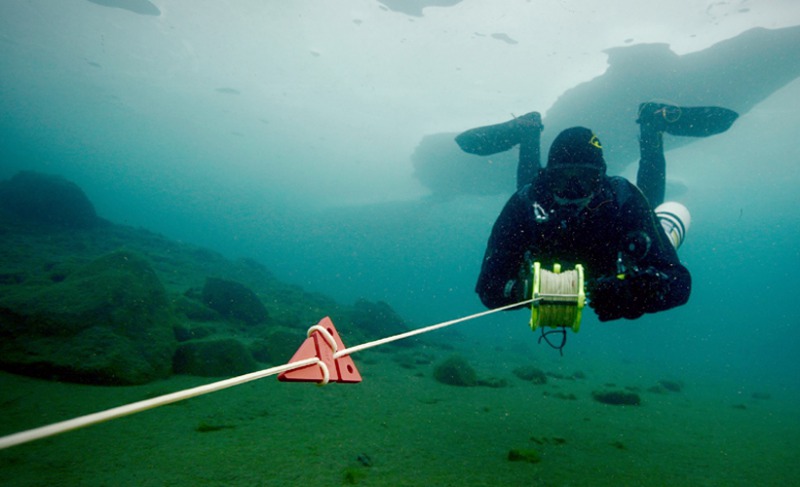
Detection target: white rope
<box><xmin>0</xmin><ymin>358</ymin><xmax>316</xmax><ymax>450</ymax></box>
<box><xmin>335</xmin><ymin>298</ymin><xmax>535</xmax><ymax>358</ymax></box>
<box><xmin>308</xmin><ymin>324</ymin><xmax>337</xmax><ymax>354</ymax></box>
<box><xmin>0</xmin><ymin>298</ymin><xmax>535</xmax><ymax>450</ymax></box>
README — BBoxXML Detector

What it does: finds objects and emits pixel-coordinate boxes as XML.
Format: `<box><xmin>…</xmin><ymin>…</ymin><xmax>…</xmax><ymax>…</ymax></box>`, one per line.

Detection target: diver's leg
<box><xmin>636</xmin><ymin>123</ymin><xmax>666</xmax><ymax>207</ymax></box>
<box><xmin>635</xmin><ymin>102</ymin><xmax>740</xmax><ymax>206</ymax></box>
<box><xmin>517</xmin><ymin>117</ymin><xmax>543</xmax><ymax>189</ymax></box>
<box><xmin>636</xmin><ymin>102</ymin><xmax>739</xmax><ymax>137</ymax></box>
<box><xmin>455</xmin><ymin>111</ymin><xmax>543</xmax><ymax>190</ymax></box>
<box><xmin>455</xmin><ymin>111</ymin><xmax>542</xmax><ymax>156</ymax></box>
<box><xmin>456</xmin><ymin>121</ymin><xmax>520</xmax><ymax>156</ymax></box>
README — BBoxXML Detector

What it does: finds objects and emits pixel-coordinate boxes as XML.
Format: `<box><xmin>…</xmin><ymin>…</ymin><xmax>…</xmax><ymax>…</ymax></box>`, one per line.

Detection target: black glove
<box><xmin>629</xmin><ymin>267</ymin><xmax>670</xmax><ymax>310</ymax></box>
<box><xmin>587</xmin><ymin>276</ymin><xmax>641</xmax><ymax>321</ymax></box>
<box><xmin>587</xmin><ymin>268</ymin><xmax>670</xmax><ymax>321</ymax></box>
<box><xmin>502</xmin><ymin>265</ymin><xmax>533</xmax><ymax>306</ymax></box>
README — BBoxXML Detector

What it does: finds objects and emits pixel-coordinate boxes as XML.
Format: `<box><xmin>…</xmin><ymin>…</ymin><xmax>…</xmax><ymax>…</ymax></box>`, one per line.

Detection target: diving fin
<box><xmin>637</xmin><ymin>103</ymin><xmax>739</xmax><ymax>137</ymax></box>
<box><xmin>455</xmin><ymin>111</ymin><xmax>542</xmax><ymax>156</ymax></box>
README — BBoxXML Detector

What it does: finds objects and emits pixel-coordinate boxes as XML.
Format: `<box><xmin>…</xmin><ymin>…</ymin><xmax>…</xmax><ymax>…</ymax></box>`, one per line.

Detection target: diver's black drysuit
<box><xmin>460</xmin><ymin>105</ymin><xmax>737</xmax><ymax>320</ymax></box>
<box><xmin>474</xmin><ymin>173</ymin><xmax>691</xmax><ymax>320</ymax></box>
<box><xmin>459</xmin><ymin>110</ymin><xmax>694</xmax><ymax>321</ymax></box>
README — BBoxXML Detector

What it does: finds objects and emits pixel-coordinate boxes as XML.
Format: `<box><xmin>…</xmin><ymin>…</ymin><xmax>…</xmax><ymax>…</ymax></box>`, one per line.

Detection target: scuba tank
<box><xmin>655</xmin><ymin>202</ymin><xmax>691</xmax><ymax>250</ymax></box>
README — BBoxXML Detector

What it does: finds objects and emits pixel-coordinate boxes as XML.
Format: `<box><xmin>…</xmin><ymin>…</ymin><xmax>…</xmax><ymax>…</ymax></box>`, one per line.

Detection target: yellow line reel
<box><xmin>529</xmin><ymin>262</ymin><xmax>585</xmax><ymax>333</ymax></box>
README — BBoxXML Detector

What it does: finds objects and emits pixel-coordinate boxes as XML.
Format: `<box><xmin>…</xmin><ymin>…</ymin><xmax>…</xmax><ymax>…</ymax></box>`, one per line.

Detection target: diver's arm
<box><xmin>475</xmin><ymin>194</ymin><xmax>531</xmax><ymax>309</ymax></box>
<box><xmin>623</xmin><ymin>192</ymin><xmax>691</xmax><ymax>313</ymax></box>
<box><xmin>638</xmin><ymin>218</ymin><xmax>691</xmax><ymax>312</ymax></box>
<box><xmin>589</xmin><ymin>184</ymin><xmax>691</xmax><ymax>321</ymax></box>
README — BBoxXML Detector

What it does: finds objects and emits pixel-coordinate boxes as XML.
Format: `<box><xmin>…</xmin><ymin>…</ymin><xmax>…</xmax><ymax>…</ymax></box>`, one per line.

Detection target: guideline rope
<box><xmin>0</xmin><ymin>298</ymin><xmax>535</xmax><ymax>450</ymax></box>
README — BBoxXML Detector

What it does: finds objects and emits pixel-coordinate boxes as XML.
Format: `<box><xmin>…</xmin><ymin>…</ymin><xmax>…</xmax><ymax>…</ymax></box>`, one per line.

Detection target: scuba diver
<box><xmin>457</xmin><ymin>103</ymin><xmax>738</xmax><ymax>321</ymax></box>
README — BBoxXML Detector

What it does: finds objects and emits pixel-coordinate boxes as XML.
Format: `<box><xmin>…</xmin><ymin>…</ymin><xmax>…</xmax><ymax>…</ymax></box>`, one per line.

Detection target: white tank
<box><xmin>655</xmin><ymin>202</ymin><xmax>691</xmax><ymax>250</ymax></box>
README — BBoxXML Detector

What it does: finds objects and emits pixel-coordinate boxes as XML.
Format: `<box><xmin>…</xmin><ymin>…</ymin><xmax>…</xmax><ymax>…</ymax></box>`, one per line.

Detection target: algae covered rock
<box><xmin>201</xmin><ymin>277</ymin><xmax>269</xmax><ymax>325</ymax></box>
<box><xmin>512</xmin><ymin>365</ymin><xmax>548</xmax><ymax>384</ymax></box>
<box><xmin>249</xmin><ymin>328</ymin><xmax>306</xmax><ymax>364</ymax></box>
<box><xmin>657</xmin><ymin>379</ymin><xmax>684</xmax><ymax>392</ymax></box>
<box><xmin>349</xmin><ymin>299</ymin><xmax>408</xmax><ymax>341</ymax></box>
<box><xmin>173</xmin><ymin>294</ymin><xmax>222</xmax><ymax>322</ymax></box>
<box><xmin>592</xmin><ymin>390</ymin><xmax>641</xmax><ymax>406</ymax></box>
<box><xmin>0</xmin><ymin>171</ymin><xmax>104</xmax><ymax>228</ymax></box>
<box><xmin>173</xmin><ymin>338</ymin><xmax>258</xmax><ymax>377</ymax></box>
<box><xmin>0</xmin><ymin>250</ymin><xmax>177</xmax><ymax>384</ymax></box>
<box><xmin>476</xmin><ymin>376</ymin><xmax>508</xmax><ymax>388</ymax></box>
<box><xmin>433</xmin><ymin>355</ymin><xmax>477</xmax><ymax>386</ymax></box>
<box><xmin>507</xmin><ymin>448</ymin><xmax>541</xmax><ymax>463</ymax></box>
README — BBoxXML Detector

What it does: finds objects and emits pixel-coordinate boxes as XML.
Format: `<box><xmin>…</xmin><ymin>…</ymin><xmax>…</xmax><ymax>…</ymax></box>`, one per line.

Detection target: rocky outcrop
<box><xmin>432</xmin><ymin>355</ymin><xmax>477</xmax><ymax>387</ymax></box>
<box><xmin>0</xmin><ymin>251</ymin><xmax>177</xmax><ymax>385</ymax></box>
<box><xmin>0</xmin><ymin>172</ymin><xmax>420</xmax><ymax>385</ymax></box>
<box><xmin>172</xmin><ymin>339</ymin><xmax>258</xmax><ymax>377</ymax></box>
<box><xmin>201</xmin><ymin>277</ymin><xmax>269</xmax><ymax>326</ymax></box>
<box><xmin>349</xmin><ymin>299</ymin><xmax>408</xmax><ymax>341</ymax></box>
<box><xmin>0</xmin><ymin>171</ymin><xmax>105</xmax><ymax>228</ymax></box>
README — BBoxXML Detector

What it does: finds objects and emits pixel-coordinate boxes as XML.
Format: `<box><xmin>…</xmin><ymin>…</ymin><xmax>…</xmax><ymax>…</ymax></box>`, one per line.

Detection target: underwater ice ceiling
<box><xmin>376</xmin><ymin>0</ymin><xmax>464</xmax><ymax>17</ymax></box>
<box><xmin>2</xmin><ymin>1</ymin><xmax>799</xmax><ymax>209</ymax></box>
<box><xmin>86</xmin><ymin>0</ymin><xmax>160</xmax><ymax>16</ymax></box>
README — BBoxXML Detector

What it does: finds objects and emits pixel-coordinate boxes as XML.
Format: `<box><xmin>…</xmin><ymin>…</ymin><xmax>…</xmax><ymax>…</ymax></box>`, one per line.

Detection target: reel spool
<box><xmin>529</xmin><ymin>262</ymin><xmax>585</xmax><ymax>333</ymax></box>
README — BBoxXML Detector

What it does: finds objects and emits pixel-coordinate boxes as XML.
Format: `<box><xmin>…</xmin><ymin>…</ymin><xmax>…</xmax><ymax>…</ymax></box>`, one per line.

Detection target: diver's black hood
<box><xmin>547</xmin><ymin>126</ymin><xmax>606</xmax><ymax>173</ymax></box>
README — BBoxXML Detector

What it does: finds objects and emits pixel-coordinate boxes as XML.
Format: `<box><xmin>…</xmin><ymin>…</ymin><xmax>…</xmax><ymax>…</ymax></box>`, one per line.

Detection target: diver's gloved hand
<box><xmin>628</xmin><ymin>267</ymin><xmax>670</xmax><ymax>309</ymax></box>
<box><xmin>502</xmin><ymin>265</ymin><xmax>533</xmax><ymax>306</ymax></box>
<box><xmin>588</xmin><ymin>268</ymin><xmax>669</xmax><ymax>321</ymax></box>
<box><xmin>587</xmin><ymin>276</ymin><xmax>644</xmax><ymax>321</ymax></box>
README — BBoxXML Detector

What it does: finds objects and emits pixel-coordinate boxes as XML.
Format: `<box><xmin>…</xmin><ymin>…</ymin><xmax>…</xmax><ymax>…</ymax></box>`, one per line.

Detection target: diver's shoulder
<box><xmin>604</xmin><ymin>176</ymin><xmax>644</xmax><ymax>206</ymax></box>
<box><xmin>606</xmin><ymin>175</ymin><xmax>636</xmax><ymax>189</ymax></box>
